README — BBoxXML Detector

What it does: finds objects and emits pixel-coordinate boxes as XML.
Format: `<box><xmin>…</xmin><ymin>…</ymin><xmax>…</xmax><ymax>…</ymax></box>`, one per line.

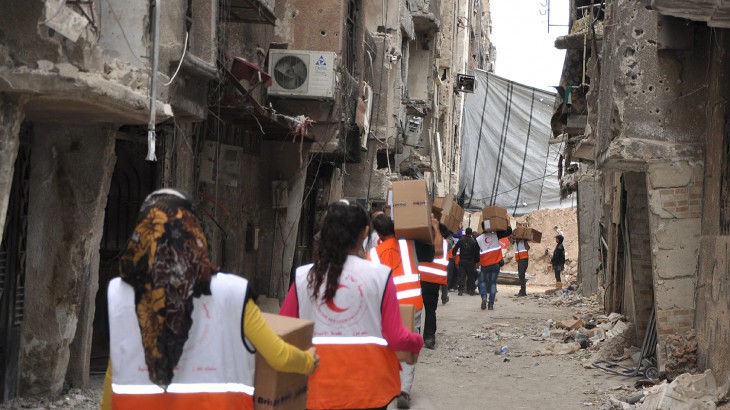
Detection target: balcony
<box><xmin>408</xmin><ymin>0</ymin><xmax>440</xmax><ymax>31</ymax></box>
<box><xmin>651</xmin><ymin>0</ymin><xmax>730</xmax><ymax>28</ymax></box>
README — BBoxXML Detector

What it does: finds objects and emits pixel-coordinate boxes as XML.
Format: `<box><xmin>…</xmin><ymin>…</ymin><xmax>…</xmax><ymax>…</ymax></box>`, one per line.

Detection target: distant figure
<box><xmin>513</xmin><ymin>236</ymin><xmax>530</xmax><ymax>297</ymax></box>
<box><xmin>475</xmin><ymin>226</ymin><xmax>513</xmax><ymax>311</ymax></box>
<box><xmin>551</xmin><ymin>234</ymin><xmax>566</xmax><ymax>290</ymax></box>
<box><xmin>451</xmin><ymin>227</ymin><xmax>479</xmax><ymax>296</ymax></box>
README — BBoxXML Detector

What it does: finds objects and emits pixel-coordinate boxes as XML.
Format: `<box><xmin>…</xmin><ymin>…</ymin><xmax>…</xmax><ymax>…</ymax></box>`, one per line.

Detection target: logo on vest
<box><xmin>315</xmin><ymin>275</ymin><xmax>366</xmax><ymax>328</ymax></box>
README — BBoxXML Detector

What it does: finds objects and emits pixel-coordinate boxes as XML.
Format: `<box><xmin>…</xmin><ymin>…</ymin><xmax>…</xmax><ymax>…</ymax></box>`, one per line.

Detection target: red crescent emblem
<box><xmin>325</xmin><ymin>285</ymin><xmax>350</xmax><ymax>313</ymax></box>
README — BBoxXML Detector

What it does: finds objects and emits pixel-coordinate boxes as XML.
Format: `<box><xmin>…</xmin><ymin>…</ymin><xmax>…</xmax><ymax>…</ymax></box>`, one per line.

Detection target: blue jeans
<box><xmin>479</xmin><ymin>264</ymin><xmax>500</xmax><ymax>305</ymax></box>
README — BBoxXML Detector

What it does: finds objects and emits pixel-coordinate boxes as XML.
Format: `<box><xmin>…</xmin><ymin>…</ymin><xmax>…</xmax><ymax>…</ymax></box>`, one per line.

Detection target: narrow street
<box><xmin>399</xmin><ymin>284</ymin><xmax>626</xmax><ymax>410</ymax></box>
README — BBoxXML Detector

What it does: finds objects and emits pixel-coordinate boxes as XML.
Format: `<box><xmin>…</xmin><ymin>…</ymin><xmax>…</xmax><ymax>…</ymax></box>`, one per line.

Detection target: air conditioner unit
<box><xmin>268</xmin><ymin>50</ymin><xmax>337</xmax><ymax>99</ymax></box>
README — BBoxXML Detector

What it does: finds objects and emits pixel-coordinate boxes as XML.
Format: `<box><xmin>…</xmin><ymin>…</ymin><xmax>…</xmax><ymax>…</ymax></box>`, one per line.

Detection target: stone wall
<box><xmin>595</xmin><ymin>1</ymin><xmax>708</xmax><ymax>169</ymax></box>
<box><xmin>646</xmin><ymin>160</ymin><xmax>703</xmax><ymax>369</ymax></box>
<box><xmin>576</xmin><ymin>171</ymin><xmax>601</xmax><ymax>296</ymax></box>
<box><xmin>694</xmin><ymin>29</ymin><xmax>730</xmax><ymax>381</ymax></box>
<box><xmin>19</xmin><ymin>124</ymin><xmax>116</xmax><ymax>395</ymax></box>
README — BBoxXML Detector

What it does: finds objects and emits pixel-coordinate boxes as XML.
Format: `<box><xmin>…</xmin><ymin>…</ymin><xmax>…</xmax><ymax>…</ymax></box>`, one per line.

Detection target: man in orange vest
<box><xmin>476</xmin><ymin>225</ymin><xmax>512</xmax><ymax>310</ymax></box>
<box><xmin>418</xmin><ymin>223</ymin><xmax>450</xmax><ymax>350</ymax></box>
<box><xmin>514</xmin><ymin>236</ymin><xmax>530</xmax><ymax>296</ymax></box>
<box><xmin>369</xmin><ymin>213</ymin><xmax>434</xmax><ymax>409</ymax></box>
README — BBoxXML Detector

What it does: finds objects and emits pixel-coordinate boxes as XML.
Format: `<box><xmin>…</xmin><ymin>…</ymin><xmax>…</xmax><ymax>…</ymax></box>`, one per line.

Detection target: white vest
<box><xmin>295</xmin><ymin>255</ymin><xmax>390</xmax><ymax>345</ymax></box>
<box><xmin>108</xmin><ymin>273</ymin><xmax>255</xmax><ymax>396</ymax></box>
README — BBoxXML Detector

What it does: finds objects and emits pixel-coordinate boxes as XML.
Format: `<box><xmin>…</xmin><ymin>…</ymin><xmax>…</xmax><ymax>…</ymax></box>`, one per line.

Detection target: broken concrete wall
<box><xmin>595</xmin><ymin>1</ymin><xmax>708</xmax><ymax>170</ymax></box>
<box><xmin>0</xmin><ymin>95</ymin><xmax>26</xmax><ymax>239</ymax></box>
<box><xmin>694</xmin><ymin>29</ymin><xmax>730</xmax><ymax>382</ymax></box>
<box><xmin>274</xmin><ymin>0</ymin><xmax>346</xmax><ymax>51</ymax></box>
<box><xmin>576</xmin><ymin>171</ymin><xmax>600</xmax><ymax>296</ymax></box>
<box><xmin>19</xmin><ymin>124</ymin><xmax>115</xmax><ymax>396</ymax></box>
<box><xmin>646</xmin><ymin>160</ymin><xmax>703</xmax><ymax>369</ymax></box>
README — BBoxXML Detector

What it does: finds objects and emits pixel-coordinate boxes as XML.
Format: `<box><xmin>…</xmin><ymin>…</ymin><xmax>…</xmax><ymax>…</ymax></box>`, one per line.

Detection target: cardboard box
<box><xmin>435</xmin><ymin>194</ymin><xmax>465</xmax><ymax>233</ymax></box>
<box><xmin>513</xmin><ymin>226</ymin><xmax>543</xmax><ymax>243</ymax></box>
<box><xmin>391</xmin><ymin>180</ymin><xmax>433</xmax><ymax>243</ymax></box>
<box><xmin>255</xmin><ymin>313</ymin><xmax>314</xmax><ymax>410</ymax></box>
<box><xmin>465</xmin><ymin>211</ymin><xmax>482</xmax><ymax>233</ymax></box>
<box><xmin>395</xmin><ymin>304</ymin><xmax>416</xmax><ymax>364</ymax></box>
<box><xmin>481</xmin><ymin>206</ymin><xmax>509</xmax><ymax>232</ymax></box>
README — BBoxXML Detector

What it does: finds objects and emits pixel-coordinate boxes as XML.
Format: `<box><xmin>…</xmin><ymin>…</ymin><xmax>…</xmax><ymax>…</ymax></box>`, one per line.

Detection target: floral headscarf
<box><xmin>119</xmin><ymin>188</ymin><xmax>215</xmax><ymax>388</ymax></box>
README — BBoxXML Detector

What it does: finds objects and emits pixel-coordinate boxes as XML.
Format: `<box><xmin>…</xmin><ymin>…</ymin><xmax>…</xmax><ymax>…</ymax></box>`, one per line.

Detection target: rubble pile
<box><xmin>531</xmin><ymin>308</ymin><xmax>634</xmax><ymax>359</ymax></box>
<box><xmin>502</xmin><ymin>207</ymin><xmax>578</xmax><ymax>286</ymax></box>
<box><xmin>664</xmin><ymin>329</ymin><xmax>699</xmax><ymax>380</ymax></box>
<box><xmin>0</xmin><ymin>387</ymin><xmax>101</xmax><ymax>410</ymax></box>
<box><xmin>597</xmin><ymin>370</ymin><xmax>730</xmax><ymax>410</ymax></box>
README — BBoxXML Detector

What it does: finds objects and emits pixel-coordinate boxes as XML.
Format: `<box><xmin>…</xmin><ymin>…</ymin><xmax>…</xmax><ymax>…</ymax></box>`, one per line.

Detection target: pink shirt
<box><xmin>280</xmin><ymin>273</ymin><xmax>423</xmax><ymax>353</ymax></box>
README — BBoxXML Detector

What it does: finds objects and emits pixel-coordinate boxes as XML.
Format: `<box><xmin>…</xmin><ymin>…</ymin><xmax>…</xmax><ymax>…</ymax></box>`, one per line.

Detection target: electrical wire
<box><xmin>163</xmin><ymin>31</ymin><xmax>189</xmax><ymax>86</ymax></box>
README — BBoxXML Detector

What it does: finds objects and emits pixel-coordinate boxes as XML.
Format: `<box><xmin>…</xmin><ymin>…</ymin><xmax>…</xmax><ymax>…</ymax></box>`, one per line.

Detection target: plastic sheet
<box><xmin>459</xmin><ymin>71</ymin><xmax>565</xmax><ymax>214</ymax></box>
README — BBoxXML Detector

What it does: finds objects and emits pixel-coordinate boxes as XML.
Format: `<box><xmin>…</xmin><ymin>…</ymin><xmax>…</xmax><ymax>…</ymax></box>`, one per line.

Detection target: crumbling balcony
<box><xmin>650</xmin><ymin>0</ymin><xmax>730</xmax><ymax>28</ymax></box>
<box><xmin>408</xmin><ymin>0</ymin><xmax>440</xmax><ymax>31</ymax></box>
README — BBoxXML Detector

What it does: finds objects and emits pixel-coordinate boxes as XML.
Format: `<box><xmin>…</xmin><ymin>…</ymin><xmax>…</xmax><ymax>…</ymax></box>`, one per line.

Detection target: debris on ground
<box><xmin>637</xmin><ymin>370</ymin><xmax>730</xmax><ymax>409</ymax></box>
<box><xmin>504</xmin><ymin>208</ymin><xmax>578</xmax><ymax>286</ymax></box>
<box><xmin>664</xmin><ymin>329</ymin><xmax>699</xmax><ymax>380</ymax></box>
<box><xmin>0</xmin><ymin>387</ymin><xmax>102</xmax><ymax>410</ymax></box>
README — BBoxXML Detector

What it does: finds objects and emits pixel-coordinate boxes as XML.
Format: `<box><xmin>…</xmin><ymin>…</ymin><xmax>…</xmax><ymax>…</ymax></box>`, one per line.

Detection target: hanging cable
<box><xmin>513</xmin><ymin>89</ymin><xmax>536</xmax><ymax>214</ymax></box>
<box><xmin>163</xmin><ymin>31</ymin><xmax>189</xmax><ymax>86</ymax></box>
<box><xmin>489</xmin><ymin>80</ymin><xmax>514</xmax><ymax>205</ymax></box>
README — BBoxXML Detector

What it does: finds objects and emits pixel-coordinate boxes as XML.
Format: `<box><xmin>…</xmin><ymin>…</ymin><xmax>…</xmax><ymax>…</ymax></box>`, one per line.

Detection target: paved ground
<box><xmin>1</xmin><ymin>285</ymin><xmax>638</xmax><ymax>410</ymax></box>
<box><xmin>390</xmin><ymin>284</ymin><xmax>630</xmax><ymax>410</ymax></box>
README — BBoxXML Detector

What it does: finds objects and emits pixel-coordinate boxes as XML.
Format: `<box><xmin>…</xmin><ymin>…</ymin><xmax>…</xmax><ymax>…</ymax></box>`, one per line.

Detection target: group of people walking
<box><xmin>102</xmin><ymin>189</ymin><xmax>567</xmax><ymax>409</ymax></box>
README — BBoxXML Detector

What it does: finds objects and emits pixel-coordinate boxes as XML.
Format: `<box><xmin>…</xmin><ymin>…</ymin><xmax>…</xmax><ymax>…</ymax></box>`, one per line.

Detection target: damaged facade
<box><xmin>0</xmin><ymin>0</ymin><xmax>488</xmax><ymax>402</ymax></box>
<box><xmin>553</xmin><ymin>0</ymin><xmax>730</xmax><ymax>381</ymax></box>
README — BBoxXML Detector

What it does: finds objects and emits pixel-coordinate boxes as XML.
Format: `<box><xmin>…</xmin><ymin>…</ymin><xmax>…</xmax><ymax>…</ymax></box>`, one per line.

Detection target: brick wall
<box><xmin>647</xmin><ymin>160</ymin><xmax>704</xmax><ymax>370</ymax></box>
<box><xmin>624</xmin><ymin>172</ymin><xmax>655</xmax><ymax>343</ymax></box>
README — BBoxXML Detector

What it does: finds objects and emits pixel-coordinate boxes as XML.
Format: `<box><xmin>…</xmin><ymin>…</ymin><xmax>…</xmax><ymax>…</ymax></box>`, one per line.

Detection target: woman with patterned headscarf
<box><xmin>101</xmin><ymin>188</ymin><xmax>318</xmax><ymax>409</ymax></box>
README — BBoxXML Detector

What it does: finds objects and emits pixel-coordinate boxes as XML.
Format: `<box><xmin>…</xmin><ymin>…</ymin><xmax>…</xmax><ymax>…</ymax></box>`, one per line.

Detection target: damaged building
<box><xmin>553</xmin><ymin>0</ymin><xmax>730</xmax><ymax>381</ymax></box>
<box><xmin>0</xmin><ymin>0</ymin><xmax>487</xmax><ymax>402</ymax></box>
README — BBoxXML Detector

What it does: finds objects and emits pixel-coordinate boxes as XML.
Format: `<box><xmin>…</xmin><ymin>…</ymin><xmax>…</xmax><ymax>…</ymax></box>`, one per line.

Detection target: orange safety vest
<box><xmin>108</xmin><ymin>274</ymin><xmax>255</xmax><ymax>410</ymax></box>
<box><xmin>419</xmin><ymin>239</ymin><xmax>449</xmax><ymax>285</ymax></box>
<box><xmin>295</xmin><ymin>256</ymin><xmax>401</xmax><ymax>409</ymax></box>
<box><xmin>477</xmin><ymin>232</ymin><xmax>503</xmax><ymax>267</ymax></box>
<box><xmin>368</xmin><ymin>238</ymin><xmax>423</xmax><ymax>310</ymax></box>
<box><xmin>515</xmin><ymin>239</ymin><xmax>529</xmax><ymax>261</ymax></box>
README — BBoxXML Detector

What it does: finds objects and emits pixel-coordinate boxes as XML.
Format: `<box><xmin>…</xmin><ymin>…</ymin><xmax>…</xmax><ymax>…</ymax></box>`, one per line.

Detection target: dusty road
<box><xmin>394</xmin><ymin>284</ymin><xmax>629</xmax><ymax>410</ymax></box>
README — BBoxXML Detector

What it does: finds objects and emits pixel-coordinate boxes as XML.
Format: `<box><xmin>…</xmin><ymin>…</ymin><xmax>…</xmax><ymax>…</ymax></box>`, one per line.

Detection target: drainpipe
<box><xmin>147</xmin><ymin>0</ymin><xmax>161</xmax><ymax>161</ymax></box>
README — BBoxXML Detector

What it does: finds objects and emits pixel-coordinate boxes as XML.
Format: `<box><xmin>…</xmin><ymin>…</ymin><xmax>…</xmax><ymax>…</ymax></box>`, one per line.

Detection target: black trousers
<box><xmin>554</xmin><ymin>264</ymin><xmax>563</xmax><ymax>282</ymax></box>
<box><xmin>517</xmin><ymin>259</ymin><xmax>528</xmax><ymax>294</ymax></box>
<box><xmin>457</xmin><ymin>262</ymin><xmax>477</xmax><ymax>293</ymax></box>
<box><xmin>446</xmin><ymin>259</ymin><xmax>458</xmax><ymax>290</ymax></box>
<box><xmin>421</xmin><ymin>281</ymin><xmax>440</xmax><ymax>340</ymax></box>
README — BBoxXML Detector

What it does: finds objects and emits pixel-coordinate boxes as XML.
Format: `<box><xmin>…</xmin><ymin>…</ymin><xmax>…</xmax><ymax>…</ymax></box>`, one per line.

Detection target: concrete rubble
<box><xmin>0</xmin><ymin>387</ymin><xmax>101</xmax><ymax>410</ymax></box>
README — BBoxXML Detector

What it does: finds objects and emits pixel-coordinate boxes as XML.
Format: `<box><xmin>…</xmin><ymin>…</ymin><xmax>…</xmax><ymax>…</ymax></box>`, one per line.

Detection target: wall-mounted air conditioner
<box><xmin>268</xmin><ymin>50</ymin><xmax>336</xmax><ymax>99</ymax></box>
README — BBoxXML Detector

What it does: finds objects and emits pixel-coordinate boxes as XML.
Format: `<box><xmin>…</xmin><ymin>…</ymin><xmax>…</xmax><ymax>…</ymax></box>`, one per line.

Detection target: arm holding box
<box><xmin>245</xmin><ymin>299</ymin><xmax>317</xmax><ymax>375</ymax></box>
<box><xmin>381</xmin><ymin>279</ymin><xmax>424</xmax><ymax>353</ymax></box>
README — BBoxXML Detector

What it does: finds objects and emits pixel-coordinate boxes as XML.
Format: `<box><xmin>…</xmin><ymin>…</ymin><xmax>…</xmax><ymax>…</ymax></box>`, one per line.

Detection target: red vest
<box><xmin>368</xmin><ymin>238</ymin><xmax>423</xmax><ymax>310</ymax></box>
<box><xmin>515</xmin><ymin>239</ymin><xmax>529</xmax><ymax>261</ymax></box>
<box><xmin>477</xmin><ymin>232</ymin><xmax>503</xmax><ymax>266</ymax></box>
<box><xmin>419</xmin><ymin>239</ymin><xmax>449</xmax><ymax>285</ymax></box>
<box><xmin>295</xmin><ymin>256</ymin><xmax>400</xmax><ymax>409</ymax></box>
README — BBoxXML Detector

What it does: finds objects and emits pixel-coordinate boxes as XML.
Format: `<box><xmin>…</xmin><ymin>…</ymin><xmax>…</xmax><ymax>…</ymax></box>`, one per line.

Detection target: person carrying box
<box><xmin>281</xmin><ymin>200</ymin><xmax>423</xmax><ymax>410</ymax></box>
